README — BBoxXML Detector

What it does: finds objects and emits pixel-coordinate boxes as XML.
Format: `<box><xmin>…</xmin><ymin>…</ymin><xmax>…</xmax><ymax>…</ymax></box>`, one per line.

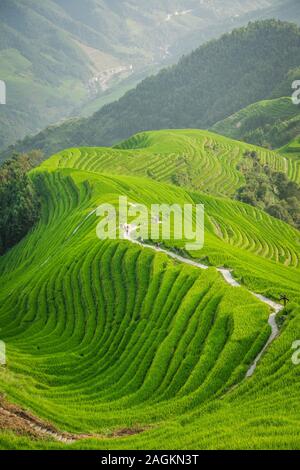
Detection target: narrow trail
<box><xmin>123</xmin><ymin>223</ymin><xmax>283</xmax><ymax>378</ymax></box>
<box><xmin>73</xmin><ymin>209</ymin><xmax>97</xmax><ymax>235</ymax></box>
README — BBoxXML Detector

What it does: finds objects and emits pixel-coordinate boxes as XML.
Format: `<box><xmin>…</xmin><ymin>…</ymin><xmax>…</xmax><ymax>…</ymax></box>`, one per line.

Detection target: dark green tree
<box><xmin>0</xmin><ymin>152</ymin><xmax>42</xmax><ymax>255</ymax></box>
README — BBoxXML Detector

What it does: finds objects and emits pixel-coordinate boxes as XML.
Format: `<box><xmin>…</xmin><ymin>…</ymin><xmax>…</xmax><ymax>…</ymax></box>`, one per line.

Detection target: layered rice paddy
<box><xmin>43</xmin><ymin>130</ymin><xmax>300</xmax><ymax>197</ymax></box>
<box><xmin>0</xmin><ymin>130</ymin><xmax>299</xmax><ymax>449</ymax></box>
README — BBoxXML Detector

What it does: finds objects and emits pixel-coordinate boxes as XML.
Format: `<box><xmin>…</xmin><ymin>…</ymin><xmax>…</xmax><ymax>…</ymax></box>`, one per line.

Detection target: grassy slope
<box><xmin>0</xmin><ymin>130</ymin><xmax>299</xmax><ymax>449</ymax></box>
<box><xmin>0</xmin><ymin>1</ymin><xmax>91</xmax><ymax>150</ymax></box>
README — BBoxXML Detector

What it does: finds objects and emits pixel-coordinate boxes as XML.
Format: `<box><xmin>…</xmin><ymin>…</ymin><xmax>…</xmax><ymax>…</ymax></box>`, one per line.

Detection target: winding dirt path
<box><xmin>123</xmin><ymin>224</ymin><xmax>283</xmax><ymax>378</ymax></box>
<box><xmin>0</xmin><ymin>396</ymin><xmax>81</xmax><ymax>443</ymax></box>
<box><xmin>0</xmin><ymin>395</ymin><xmax>144</xmax><ymax>444</ymax></box>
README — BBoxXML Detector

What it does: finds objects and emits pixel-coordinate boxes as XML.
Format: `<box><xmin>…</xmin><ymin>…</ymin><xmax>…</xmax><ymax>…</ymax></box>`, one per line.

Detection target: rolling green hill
<box><xmin>212</xmin><ymin>97</ymin><xmax>300</xmax><ymax>149</ymax></box>
<box><xmin>0</xmin><ymin>129</ymin><xmax>299</xmax><ymax>449</ymax></box>
<box><xmin>3</xmin><ymin>20</ymin><xmax>300</xmax><ymax>160</ymax></box>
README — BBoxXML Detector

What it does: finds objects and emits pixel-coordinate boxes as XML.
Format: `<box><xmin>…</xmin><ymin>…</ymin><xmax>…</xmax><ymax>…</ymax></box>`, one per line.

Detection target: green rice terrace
<box><xmin>46</xmin><ymin>130</ymin><xmax>300</xmax><ymax>196</ymax></box>
<box><xmin>212</xmin><ymin>97</ymin><xmax>300</xmax><ymax>149</ymax></box>
<box><xmin>0</xmin><ymin>130</ymin><xmax>299</xmax><ymax>449</ymax></box>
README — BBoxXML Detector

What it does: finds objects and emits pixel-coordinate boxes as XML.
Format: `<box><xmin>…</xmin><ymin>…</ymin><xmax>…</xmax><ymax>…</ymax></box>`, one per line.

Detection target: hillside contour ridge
<box><xmin>122</xmin><ymin>223</ymin><xmax>282</xmax><ymax>378</ymax></box>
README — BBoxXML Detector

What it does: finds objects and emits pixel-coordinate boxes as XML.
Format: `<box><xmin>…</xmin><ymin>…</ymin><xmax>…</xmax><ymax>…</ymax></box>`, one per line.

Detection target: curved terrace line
<box><xmin>123</xmin><ymin>223</ymin><xmax>282</xmax><ymax>379</ymax></box>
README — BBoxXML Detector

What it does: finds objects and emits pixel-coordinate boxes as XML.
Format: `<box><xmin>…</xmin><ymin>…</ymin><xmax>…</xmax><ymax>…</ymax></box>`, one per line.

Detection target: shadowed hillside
<box><xmin>0</xmin><ymin>0</ymin><xmax>275</xmax><ymax>151</ymax></box>
<box><xmin>3</xmin><ymin>20</ymin><xmax>300</xmax><ymax>160</ymax></box>
<box><xmin>212</xmin><ymin>97</ymin><xmax>300</xmax><ymax>149</ymax></box>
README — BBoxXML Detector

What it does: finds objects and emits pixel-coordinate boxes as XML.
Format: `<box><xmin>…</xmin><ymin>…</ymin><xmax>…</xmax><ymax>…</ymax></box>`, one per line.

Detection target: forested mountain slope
<box><xmin>212</xmin><ymin>97</ymin><xmax>300</xmax><ymax>149</ymax></box>
<box><xmin>3</xmin><ymin>20</ymin><xmax>300</xmax><ymax>160</ymax></box>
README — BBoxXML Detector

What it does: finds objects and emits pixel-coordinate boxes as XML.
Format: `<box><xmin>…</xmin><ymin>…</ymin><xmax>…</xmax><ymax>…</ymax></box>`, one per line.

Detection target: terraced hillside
<box><xmin>0</xmin><ymin>130</ymin><xmax>299</xmax><ymax>449</ymax></box>
<box><xmin>118</xmin><ymin>130</ymin><xmax>300</xmax><ymax>188</ymax></box>
<box><xmin>44</xmin><ymin>130</ymin><xmax>300</xmax><ymax>197</ymax></box>
<box><xmin>212</xmin><ymin>97</ymin><xmax>300</xmax><ymax>149</ymax></box>
<box><xmin>281</xmin><ymin>135</ymin><xmax>300</xmax><ymax>156</ymax></box>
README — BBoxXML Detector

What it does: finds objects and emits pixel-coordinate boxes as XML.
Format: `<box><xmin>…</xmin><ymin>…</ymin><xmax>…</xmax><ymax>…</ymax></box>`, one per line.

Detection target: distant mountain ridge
<box><xmin>0</xmin><ymin>0</ymin><xmax>276</xmax><ymax>151</ymax></box>
<box><xmin>3</xmin><ymin>20</ymin><xmax>300</xmax><ymax>160</ymax></box>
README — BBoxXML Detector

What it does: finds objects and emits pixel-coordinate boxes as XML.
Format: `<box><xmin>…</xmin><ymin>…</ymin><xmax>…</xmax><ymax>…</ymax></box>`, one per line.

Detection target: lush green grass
<box><xmin>1</xmin><ymin>1</ymin><xmax>273</xmax><ymax>152</ymax></box>
<box><xmin>1</xmin><ymin>300</ymin><xmax>299</xmax><ymax>450</ymax></box>
<box><xmin>0</xmin><ymin>130</ymin><xmax>299</xmax><ymax>449</ymax></box>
